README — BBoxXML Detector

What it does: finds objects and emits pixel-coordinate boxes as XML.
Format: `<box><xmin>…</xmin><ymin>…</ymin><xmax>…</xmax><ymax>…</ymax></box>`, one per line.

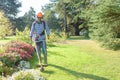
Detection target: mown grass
<box><xmin>30</xmin><ymin>39</ymin><xmax>120</xmax><ymax>80</ymax></box>
<box><xmin>0</xmin><ymin>36</ymin><xmax>120</xmax><ymax>80</ymax></box>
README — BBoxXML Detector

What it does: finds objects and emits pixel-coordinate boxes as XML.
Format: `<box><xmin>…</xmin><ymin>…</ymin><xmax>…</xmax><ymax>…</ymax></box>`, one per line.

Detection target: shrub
<box><xmin>0</xmin><ymin>61</ymin><xmax>14</xmax><ymax>76</ymax></box>
<box><xmin>13</xmin><ymin>71</ymin><xmax>34</xmax><ymax>80</ymax></box>
<box><xmin>16</xmin><ymin>27</ymin><xmax>31</xmax><ymax>44</ymax></box>
<box><xmin>0</xmin><ymin>52</ymin><xmax>20</xmax><ymax>76</ymax></box>
<box><xmin>47</xmin><ymin>32</ymin><xmax>59</xmax><ymax>43</ymax></box>
<box><xmin>12</xmin><ymin>70</ymin><xmax>45</xmax><ymax>80</ymax></box>
<box><xmin>0</xmin><ymin>52</ymin><xmax>21</xmax><ymax>67</ymax></box>
<box><xmin>5</xmin><ymin>40</ymin><xmax>34</xmax><ymax>60</ymax></box>
<box><xmin>47</xmin><ymin>31</ymin><xmax>67</xmax><ymax>44</ymax></box>
<box><xmin>0</xmin><ymin>11</ymin><xmax>13</xmax><ymax>39</ymax></box>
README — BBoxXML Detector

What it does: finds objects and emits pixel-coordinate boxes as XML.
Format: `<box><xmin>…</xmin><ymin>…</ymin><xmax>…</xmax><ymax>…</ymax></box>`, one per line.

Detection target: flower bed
<box><xmin>0</xmin><ymin>40</ymin><xmax>35</xmax><ymax>76</ymax></box>
<box><xmin>5</xmin><ymin>40</ymin><xmax>34</xmax><ymax>60</ymax></box>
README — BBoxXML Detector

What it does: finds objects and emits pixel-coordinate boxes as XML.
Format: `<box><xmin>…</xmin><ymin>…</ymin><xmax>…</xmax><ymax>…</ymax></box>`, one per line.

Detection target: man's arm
<box><xmin>45</xmin><ymin>22</ymin><xmax>50</xmax><ymax>39</ymax></box>
<box><xmin>29</xmin><ymin>22</ymin><xmax>35</xmax><ymax>41</ymax></box>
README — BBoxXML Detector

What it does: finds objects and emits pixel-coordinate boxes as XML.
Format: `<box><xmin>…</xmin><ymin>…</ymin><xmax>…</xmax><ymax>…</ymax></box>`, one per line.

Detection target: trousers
<box><xmin>35</xmin><ymin>41</ymin><xmax>47</xmax><ymax>64</ymax></box>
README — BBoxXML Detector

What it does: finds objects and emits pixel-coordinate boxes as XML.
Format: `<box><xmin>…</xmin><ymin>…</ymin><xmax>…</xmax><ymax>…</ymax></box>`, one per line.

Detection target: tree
<box><xmin>0</xmin><ymin>11</ymin><xmax>12</xmax><ymax>39</ymax></box>
<box><xmin>15</xmin><ymin>7</ymin><xmax>36</xmax><ymax>31</ymax></box>
<box><xmin>81</xmin><ymin>0</ymin><xmax>120</xmax><ymax>50</ymax></box>
<box><xmin>42</xmin><ymin>4</ymin><xmax>61</xmax><ymax>30</ymax></box>
<box><xmin>46</xmin><ymin>0</ymin><xmax>91</xmax><ymax>36</ymax></box>
<box><xmin>23</xmin><ymin>7</ymin><xmax>36</xmax><ymax>28</ymax></box>
<box><xmin>0</xmin><ymin>0</ymin><xmax>21</xmax><ymax>19</ymax></box>
<box><xmin>0</xmin><ymin>0</ymin><xmax>21</xmax><ymax>35</ymax></box>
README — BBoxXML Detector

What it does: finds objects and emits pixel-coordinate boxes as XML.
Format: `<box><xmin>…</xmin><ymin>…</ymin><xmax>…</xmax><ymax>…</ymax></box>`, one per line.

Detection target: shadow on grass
<box><xmin>42</xmin><ymin>70</ymin><xmax>55</xmax><ymax>74</ymax></box>
<box><xmin>47</xmin><ymin>43</ymin><xmax>57</xmax><ymax>47</ymax></box>
<box><xmin>49</xmin><ymin>64</ymin><xmax>109</xmax><ymax>80</ymax></box>
<box><xmin>48</xmin><ymin>51</ymin><xmax>66</xmax><ymax>57</ymax></box>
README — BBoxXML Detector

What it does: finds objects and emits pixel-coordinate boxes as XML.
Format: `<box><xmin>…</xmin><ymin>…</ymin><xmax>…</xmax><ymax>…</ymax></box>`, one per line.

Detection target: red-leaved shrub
<box><xmin>5</xmin><ymin>40</ymin><xmax>34</xmax><ymax>60</ymax></box>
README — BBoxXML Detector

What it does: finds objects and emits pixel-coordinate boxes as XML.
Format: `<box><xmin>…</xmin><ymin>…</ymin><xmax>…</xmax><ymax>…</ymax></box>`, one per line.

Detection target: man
<box><xmin>30</xmin><ymin>12</ymin><xmax>50</xmax><ymax>70</ymax></box>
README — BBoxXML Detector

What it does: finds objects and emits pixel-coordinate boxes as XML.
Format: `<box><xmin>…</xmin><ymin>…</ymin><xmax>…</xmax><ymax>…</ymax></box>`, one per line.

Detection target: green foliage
<box><xmin>23</xmin><ymin>7</ymin><xmax>36</xmax><ymax>29</ymax></box>
<box><xmin>47</xmin><ymin>31</ymin><xmax>67</xmax><ymax>44</ymax></box>
<box><xmin>15</xmin><ymin>7</ymin><xmax>36</xmax><ymax>31</ymax></box>
<box><xmin>0</xmin><ymin>61</ymin><xmax>14</xmax><ymax>76</ymax></box>
<box><xmin>81</xmin><ymin>0</ymin><xmax>120</xmax><ymax>50</ymax></box>
<box><xmin>12</xmin><ymin>70</ymin><xmax>44</xmax><ymax>80</ymax></box>
<box><xmin>0</xmin><ymin>11</ymin><xmax>13</xmax><ymax>39</ymax></box>
<box><xmin>0</xmin><ymin>52</ymin><xmax>21</xmax><ymax>67</ymax></box>
<box><xmin>0</xmin><ymin>0</ymin><xmax>21</xmax><ymax>18</ymax></box>
<box><xmin>42</xmin><ymin>0</ymin><xmax>92</xmax><ymax>36</ymax></box>
<box><xmin>16</xmin><ymin>27</ymin><xmax>31</xmax><ymax>44</ymax></box>
<box><xmin>1</xmin><ymin>66</ymin><xmax>14</xmax><ymax>76</ymax></box>
<box><xmin>42</xmin><ymin>5</ymin><xmax>61</xmax><ymax>31</ymax></box>
<box><xmin>48</xmin><ymin>32</ymin><xmax>59</xmax><ymax>43</ymax></box>
<box><xmin>12</xmin><ymin>71</ymin><xmax>34</xmax><ymax>80</ymax></box>
<box><xmin>45</xmin><ymin>0</ymin><xmax>120</xmax><ymax>49</ymax></box>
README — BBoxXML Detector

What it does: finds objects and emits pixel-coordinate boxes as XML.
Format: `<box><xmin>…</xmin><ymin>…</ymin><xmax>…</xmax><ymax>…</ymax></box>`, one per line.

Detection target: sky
<box><xmin>18</xmin><ymin>0</ymin><xmax>50</xmax><ymax>17</ymax></box>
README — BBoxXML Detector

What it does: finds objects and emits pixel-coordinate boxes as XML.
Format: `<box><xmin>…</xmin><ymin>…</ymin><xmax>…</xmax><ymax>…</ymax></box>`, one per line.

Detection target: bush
<box><xmin>16</xmin><ymin>27</ymin><xmax>31</xmax><ymax>44</ymax></box>
<box><xmin>0</xmin><ymin>11</ymin><xmax>13</xmax><ymax>39</ymax></box>
<box><xmin>0</xmin><ymin>51</ymin><xmax>21</xmax><ymax>76</ymax></box>
<box><xmin>0</xmin><ymin>61</ymin><xmax>14</xmax><ymax>76</ymax></box>
<box><xmin>47</xmin><ymin>31</ymin><xmax>67</xmax><ymax>44</ymax></box>
<box><xmin>0</xmin><ymin>52</ymin><xmax>21</xmax><ymax>67</ymax></box>
<box><xmin>101</xmin><ymin>38</ymin><xmax>120</xmax><ymax>50</ymax></box>
<box><xmin>5</xmin><ymin>40</ymin><xmax>34</xmax><ymax>60</ymax></box>
<box><xmin>12</xmin><ymin>70</ymin><xmax>45</xmax><ymax>80</ymax></box>
<box><xmin>13</xmin><ymin>71</ymin><xmax>34</xmax><ymax>80</ymax></box>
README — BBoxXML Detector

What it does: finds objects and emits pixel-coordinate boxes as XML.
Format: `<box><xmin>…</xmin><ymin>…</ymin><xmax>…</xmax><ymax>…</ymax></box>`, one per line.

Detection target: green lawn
<box><xmin>0</xmin><ymin>36</ymin><xmax>120</xmax><ymax>80</ymax></box>
<box><xmin>30</xmin><ymin>40</ymin><xmax>120</xmax><ymax>80</ymax></box>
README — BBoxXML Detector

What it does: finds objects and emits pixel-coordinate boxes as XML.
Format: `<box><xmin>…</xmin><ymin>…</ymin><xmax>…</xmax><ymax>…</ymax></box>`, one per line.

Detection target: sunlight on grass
<box><xmin>1</xmin><ymin>36</ymin><xmax>120</xmax><ymax>80</ymax></box>
<box><xmin>30</xmin><ymin>42</ymin><xmax>120</xmax><ymax>80</ymax></box>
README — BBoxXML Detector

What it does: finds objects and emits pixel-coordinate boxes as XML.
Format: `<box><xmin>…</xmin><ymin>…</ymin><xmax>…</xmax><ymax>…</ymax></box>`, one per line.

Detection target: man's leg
<box><xmin>35</xmin><ymin>42</ymin><xmax>42</xmax><ymax>65</ymax></box>
<box><xmin>42</xmin><ymin>41</ymin><xmax>48</xmax><ymax>66</ymax></box>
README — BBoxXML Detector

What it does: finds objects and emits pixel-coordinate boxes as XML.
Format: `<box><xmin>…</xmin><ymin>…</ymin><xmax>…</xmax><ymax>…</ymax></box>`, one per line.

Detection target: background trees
<box><xmin>0</xmin><ymin>11</ymin><xmax>12</xmax><ymax>39</ymax></box>
<box><xmin>0</xmin><ymin>0</ymin><xmax>21</xmax><ymax>20</ymax></box>
<box><xmin>15</xmin><ymin>7</ymin><xmax>36</xmax><ymax>31</ymax></box>
<box><xmin>81</xmin><ymin>0</ymin><xmax>120</xmax><ymax>49</ymax></box>
<box><xmin>0</xmin><ymin>0</ymin><xmax>120</xmax><ymax>50</ymax></box>
<box><xmin>42</xmin><ymin>0</ymin><xmax>120</xmax><ymax>50</ymax></box>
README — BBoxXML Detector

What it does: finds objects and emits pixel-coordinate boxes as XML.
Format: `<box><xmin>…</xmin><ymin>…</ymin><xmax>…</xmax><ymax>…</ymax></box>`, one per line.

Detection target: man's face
<box><xmin>37</xmin><ymin>17</ymin><xmax>42</xmax><ymax>21</ymax></box>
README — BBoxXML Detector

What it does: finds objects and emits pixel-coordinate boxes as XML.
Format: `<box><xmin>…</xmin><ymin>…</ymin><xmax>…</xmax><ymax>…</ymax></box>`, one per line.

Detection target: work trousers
<box><xmin>35</xmin><ymin>41</ymin><xmax>47</xmax><ymax>65</ymax></box>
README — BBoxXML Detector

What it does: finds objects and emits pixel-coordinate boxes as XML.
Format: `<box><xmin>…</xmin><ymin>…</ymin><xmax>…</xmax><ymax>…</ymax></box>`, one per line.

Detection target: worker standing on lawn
<box><xmin>29</xmin><ymin>12</ymin><xmax>50</xmax><ymax>71</ymax></box>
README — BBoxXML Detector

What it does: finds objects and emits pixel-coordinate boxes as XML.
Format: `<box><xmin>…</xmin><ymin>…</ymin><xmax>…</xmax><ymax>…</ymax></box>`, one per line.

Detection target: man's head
<box><xmin>37</xmin><ymin>12</ymin><xmax>43</xmax><ymax>21</ymax></box>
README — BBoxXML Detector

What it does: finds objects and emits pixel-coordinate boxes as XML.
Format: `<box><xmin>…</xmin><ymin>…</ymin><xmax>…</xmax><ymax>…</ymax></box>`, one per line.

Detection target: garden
<box><xmin>0</xmin><ymin>0</ymin><xmax>120</xmax><ymax>80</ymax></box>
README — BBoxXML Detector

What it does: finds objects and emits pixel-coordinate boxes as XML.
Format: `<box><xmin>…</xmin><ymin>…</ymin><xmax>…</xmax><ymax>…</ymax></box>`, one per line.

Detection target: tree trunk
<box><xmin>75</xmin><ymin>26</ymin><xmax>80</xmax><ymax>36</ymax></box>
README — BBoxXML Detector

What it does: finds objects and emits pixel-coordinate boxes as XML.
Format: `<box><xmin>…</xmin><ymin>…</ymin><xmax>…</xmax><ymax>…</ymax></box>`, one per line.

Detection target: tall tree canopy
<box><xmin>0</xmin><ymin>0</ymin><xmax>21</xmax><ymax>19</ymax></box>
<box><xmin>43</xmin><ymin>0</ymin><xmax>120</xmax><ymax>50</ymax></box>
<box><xmin>42</xmin><ymin>4</ymin><xmax>61</xmax><ymax>31</ymax></box>
<box><xmin>44</xmin><ymin>0</ymin><xmax>91</xmax><ymax>36</ymax></box>
<box><xmin>81</xmin><ymin>0</ymin><xmax>120</xmax><ymax>49</ymax></box>
<box><xmin>15</xmin><ymin>7</ymin><xmax>36</xmax><ymax>31</ymax></box>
